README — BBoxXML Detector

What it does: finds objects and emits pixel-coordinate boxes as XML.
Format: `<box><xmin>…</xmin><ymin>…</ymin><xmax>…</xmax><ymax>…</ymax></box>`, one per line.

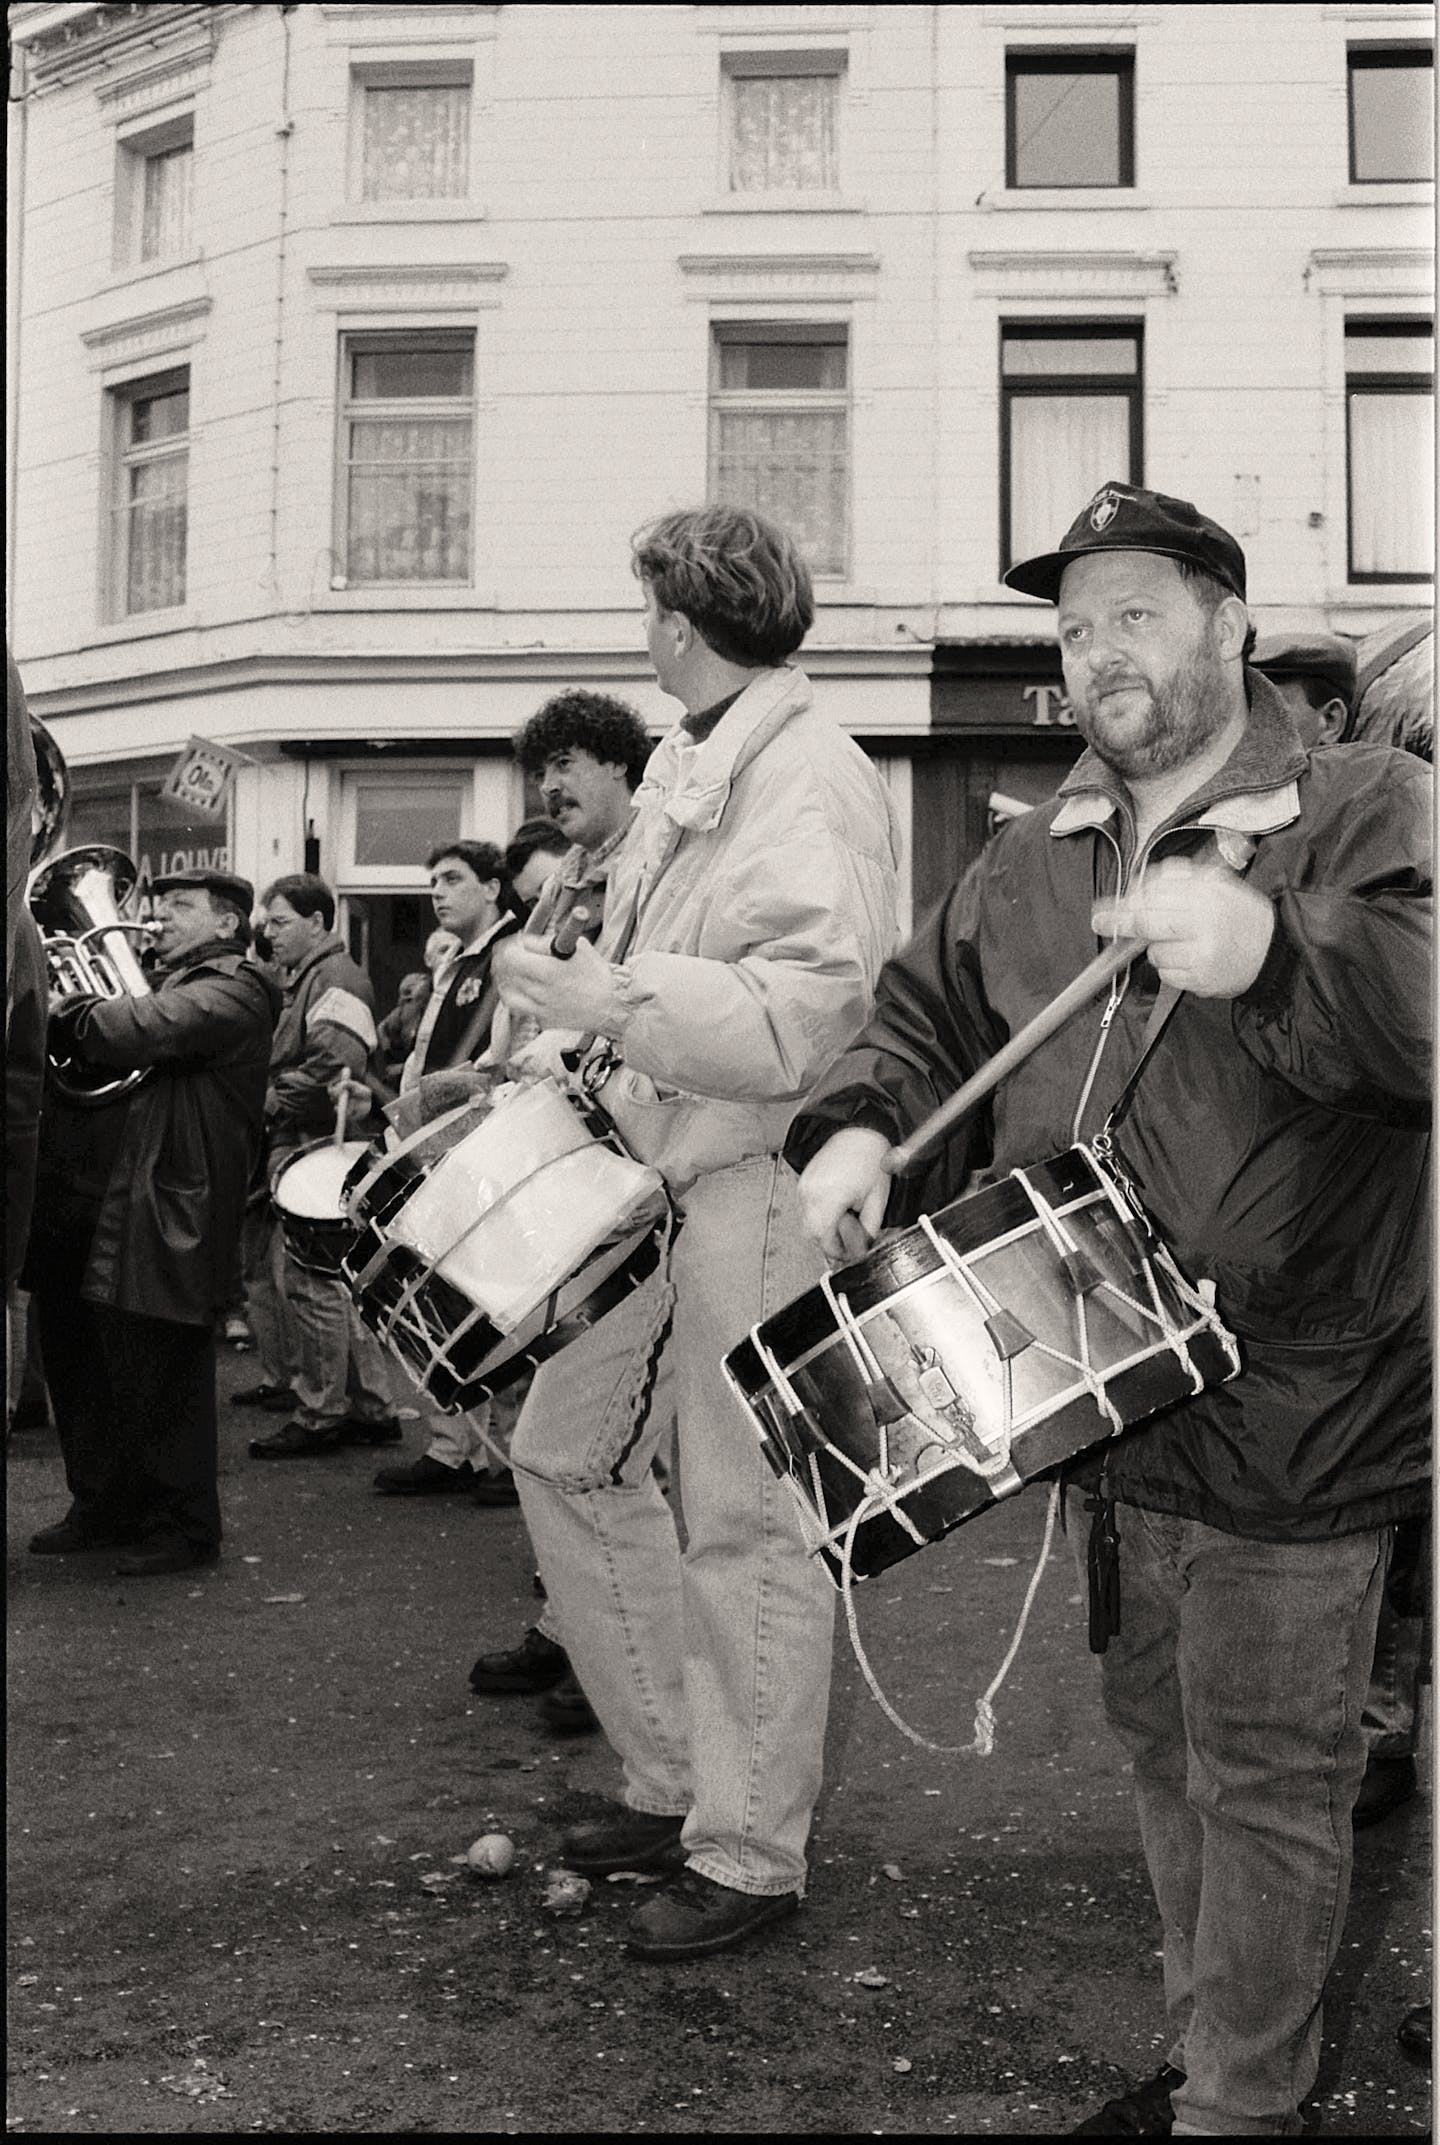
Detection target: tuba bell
<box><xmin>27</xmin><ymin>714</ymin><xmax>157</xmax><ymax>1108</ymax></box>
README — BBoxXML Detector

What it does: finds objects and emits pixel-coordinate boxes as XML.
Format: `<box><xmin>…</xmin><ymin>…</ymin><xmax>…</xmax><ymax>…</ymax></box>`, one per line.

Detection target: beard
<box><xmin>1069</xmin><ymin>637</ymin><xmax>1233</xmax><ymax>781</ymax></box>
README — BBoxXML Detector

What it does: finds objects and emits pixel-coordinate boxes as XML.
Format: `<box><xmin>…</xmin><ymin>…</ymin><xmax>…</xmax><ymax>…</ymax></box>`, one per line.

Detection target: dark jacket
<box><xmin>787</xmin><ymin>675</ymin><xmax>1432</xmax><ymax>1542</ymax></box>
<box><xmin>267</xmin><ymin>934</ymin><xmax>377</xmax><ymax>1149</ymax></box>
<box><xmin>5</xmin><ymin>913</ymin><xmax>46</xmax><ymax>1287</ymax></box>
<box><xmin>32</xmin><ymin>943</ymin><xmax>279</xmax><ymax>1326</ymax></box>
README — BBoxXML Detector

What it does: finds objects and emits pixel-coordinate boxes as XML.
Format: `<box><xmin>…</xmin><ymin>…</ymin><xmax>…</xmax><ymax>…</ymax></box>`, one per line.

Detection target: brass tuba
<box><xmin>27</xmin><ymin>715</ymin><xmax>156</xmax><ymax>1108</ymax></box>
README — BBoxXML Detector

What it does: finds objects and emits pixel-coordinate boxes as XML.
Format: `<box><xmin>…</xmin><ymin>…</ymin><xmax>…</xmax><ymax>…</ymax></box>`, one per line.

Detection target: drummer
<box><xmin>788</xmin><ymin>481</ymin><xmax>1432</xmax><ymax>2137</ymax></box>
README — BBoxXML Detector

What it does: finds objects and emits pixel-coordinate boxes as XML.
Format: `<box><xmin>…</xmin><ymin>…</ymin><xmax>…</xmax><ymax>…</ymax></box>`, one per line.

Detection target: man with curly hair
<box><xmin>493</xmin><ymin>505</ymin><xmax>902</xmax><ymax>1960</ymax></box>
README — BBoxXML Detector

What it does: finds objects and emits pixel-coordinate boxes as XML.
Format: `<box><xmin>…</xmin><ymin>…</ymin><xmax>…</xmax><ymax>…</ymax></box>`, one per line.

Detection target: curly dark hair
<box><xmin>513</xmin><ymin>691</ymin><xmax>654</xmax><ymax>791</ymax></box>
<box><xmin>631</xmin><ymin>505</ymin><xmax>814</xmax><ymax>668</ymax></box>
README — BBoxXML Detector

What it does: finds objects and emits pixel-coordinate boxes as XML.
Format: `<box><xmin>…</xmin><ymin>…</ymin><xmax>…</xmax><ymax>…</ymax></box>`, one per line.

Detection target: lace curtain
<box><xmin>346</xmin><ymin>419</ymin><xmax>473</xmax><ymax>583</ymax></box>
<box><xmin>140</xmin><ymin>144</ymin><xmax>193</xmax><ymax>262</ymax></box>
<box><xmin>125</xmin><ymin>454</ymin><xmax>188</xmax><ymax>614</ymax></box>
<box><xmin>361</xmin><ymin>85</ymin><xmax>470</xmax><ymax>201</ymax></box>
<box><xmin>730</xmin><ymin>75</ymin><xmax>837</xmax><ymax>192</ymax></box>
<box><xmin>1007</xmin><ymin>397</ymin><xmax>1131</xmax><ymax>566</ymax></box>
<box><xmin>714</xmin><ymin>409</ymin><xmax>847</xmax><ymax>574</ymax></box>
<box><xmin>1350</xmin><ymin>392</ymin><xmax>1435</xmax><ymax>576</ymax></box>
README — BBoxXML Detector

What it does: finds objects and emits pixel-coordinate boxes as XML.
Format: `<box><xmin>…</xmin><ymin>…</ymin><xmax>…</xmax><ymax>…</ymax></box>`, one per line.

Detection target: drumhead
<box><xmin>274</xmin><ymin>1140</ymin><xmax>373</xmax><ymax>1219</ymax></box>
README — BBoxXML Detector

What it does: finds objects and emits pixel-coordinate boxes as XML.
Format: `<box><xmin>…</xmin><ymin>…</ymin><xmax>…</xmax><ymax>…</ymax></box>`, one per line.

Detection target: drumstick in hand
<box><xmin>334</xmin><ymin>1077</ymin><xmax>351</xmax><ymax>1147</ymax></box>
<box><xmin>884</xmin><ymin>936</ymin><xmax>1143</xmax><ymax>1179</ymax></box>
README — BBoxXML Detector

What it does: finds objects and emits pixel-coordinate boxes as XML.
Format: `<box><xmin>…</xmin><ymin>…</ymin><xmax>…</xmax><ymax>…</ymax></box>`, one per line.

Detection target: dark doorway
<box><xmin>345</xmin><ymin>894</ymin><xmax>432</xmax><ymax>1023</ymax></box>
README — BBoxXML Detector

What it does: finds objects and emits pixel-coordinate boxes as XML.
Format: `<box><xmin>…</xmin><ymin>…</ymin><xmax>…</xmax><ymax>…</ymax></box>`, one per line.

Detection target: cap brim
<box><xmin>1004</xmin><ymin>539</ymin><xmax>1244</xmax><ymax>607</ymax></box>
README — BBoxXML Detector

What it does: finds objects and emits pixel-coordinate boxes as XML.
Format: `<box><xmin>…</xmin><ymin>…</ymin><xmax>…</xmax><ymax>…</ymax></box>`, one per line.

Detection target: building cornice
<box><xmin>12</xmin><ymin>4</ymin><xmax>245</xmax><ymax>91</ymax></box>
<box><xmin>968</xmin><ymin>249</ymin><xmax>1178</xmax><ymax>296</ymax></box>
<box><xmin>1305</xmin><ymin>248</ymin><xmax>1435</xmax><ymax>296</ymax></box>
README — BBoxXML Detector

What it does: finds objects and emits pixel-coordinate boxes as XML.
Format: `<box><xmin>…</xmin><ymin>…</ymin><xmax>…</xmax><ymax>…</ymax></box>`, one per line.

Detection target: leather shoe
<box><xmin>30</xmin><ymin>1515</ymin><xmax>132</xmax><ymax>1556</ymax></box>
<box><xmin>560</xmin><ymin>1805</ymin><xmax>687</xmax><ymax>1878</ymax></box>
<box><xmin>1398</xmin><ymin>2000</ymin><xmax>1432</xmax><ymax>2068</ymax></box>
<box><xmin>1069</xmin><ymin>2064</ymin><xmax>1185</xmax><ymax>2135</ymax></box>
<box><xmin>114</xmin><ymin>1536</ymin><xmax>220</xmax><ymax>1577</ymax></box>
<box><xmin>539</xmin><ymin>1669</ymin><xmax>600</xmax><ymax>1736</ymax></box>
<box><xmin>471</xmin><ymin>1470</ymin><xmax>521</xmax><ymax>1506</ymax></box>
<box><xmin>626</xmin><ymin>1868</ymin><xmax>799</xmax><ymax>1961</ymax></box>
<box><xmin>249</xmin><ymin>1420</ymin><xmax>346</xmax><ymax>1460</ymax></box>
<box><xmin>469</xmin><ymin>1627</ymin><xmax>570</xmax><ymax>1694</ymax></box>
<box><xmin>232</xmin><ymin>1382</ymin><xmax>299</xmax><ymax>1411</ymax></box>
<box><xmin>338</xmin><ymin>1414</ymin><xmax>403</xmax><ymax>1448</ymax></box>
<box><xmin>373</xmin><ymin>1455</ymin><xmax>474</xmax><ymax>1495</ymax></box>
<box><xmin>1352</xmin><ymin>1752</ymin><xmax>1419</xmax><ymax>1829</ymax></box>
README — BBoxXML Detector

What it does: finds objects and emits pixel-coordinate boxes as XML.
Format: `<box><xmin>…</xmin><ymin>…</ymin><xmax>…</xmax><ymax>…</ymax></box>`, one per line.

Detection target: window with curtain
<box><xmin>115</xmin><ymin>114</ymin><xmax>194</xmax><ymax>268</ymax></box>
<box><xmin>1001</xmin><ymin>327</ymin><xmax>1142</xmax><ymax>573</ymax></box>
<box><xmin>710</xmin><ymin>329</ymin><xmax>850</xmax><ymax>576</ymax></box>
<box><xmin>1348</xmin><ymin>47</ymin><xmax>1434</xmax><ymax>182</ymax></box>
<box><xmin>360</xmin><ymin>80</ymin><xmax>471</xmax><ymax>200</ymax></box>
<box><xmin>339</xmin><ymin>334</ymin><xmax>474</xmax><ymax>585</ymax></box>
<box><xmin>1346</xmin><ymin>321</ymin><xmax>1434</xmax><ymax>581</ymax></box>
<box><xmin>725</xmin><ymin>56</ymin><xmax>842</xmax><ymax>192</ymax></box>
<box><xmin>1006</xmin><ymin>53</ymin><xmax>1135</xmax><ymax>188</ymax></box>
<box><xmin>111</xmin><ymin>369</ymin><xmax>189</xmax><ymax>616</ymax></box>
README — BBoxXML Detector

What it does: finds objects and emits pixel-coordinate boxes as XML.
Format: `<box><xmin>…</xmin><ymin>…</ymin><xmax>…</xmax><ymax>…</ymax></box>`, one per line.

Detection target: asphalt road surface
<box><xmin>7</xmin><ymin>1338</ymin><xmax>1431</xmax><ymax>2134</ymax></box>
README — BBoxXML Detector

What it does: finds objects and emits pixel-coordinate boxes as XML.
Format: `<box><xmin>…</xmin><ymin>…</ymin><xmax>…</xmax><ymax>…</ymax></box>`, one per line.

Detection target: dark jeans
<box><xmin>34</xmin><ymin>1276</ymin><xmax>221</xmax><ymax>1552</ymax></box>
<box><xmin>1101</xmin><ymin>1503</ymin><xmax>1389</xmax><ymax>2136</ymax></box>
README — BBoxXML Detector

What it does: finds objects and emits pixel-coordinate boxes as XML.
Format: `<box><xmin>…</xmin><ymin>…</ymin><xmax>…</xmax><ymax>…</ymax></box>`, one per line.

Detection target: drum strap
<box><xmin>1098</xmin><ymin>980</ymin><xmax>1183</xmax><ymax>1147</ymax></box>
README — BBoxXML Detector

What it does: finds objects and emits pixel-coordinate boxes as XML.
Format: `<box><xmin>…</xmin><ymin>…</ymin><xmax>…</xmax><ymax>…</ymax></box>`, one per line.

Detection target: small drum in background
<box><xmin>270</xmin><ymin>1138</ymin><xmax>374</xmax><ymax>1276</ymax></box>
<box><xmin>342</xmin><ymin>1077</ymin><xmax>670</xmax><ymax>1411</ymax></box>
<box><xmin>724</xmin><ymin>1144</ymin><xmax>1240</xmax><ymax>1587</ymax></box>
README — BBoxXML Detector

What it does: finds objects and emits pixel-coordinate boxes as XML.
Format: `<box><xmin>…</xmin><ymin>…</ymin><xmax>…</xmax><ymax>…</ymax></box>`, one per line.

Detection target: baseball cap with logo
<box><xmin>1004</xmin><ymin>480</ymin><xmax>1248</xmax><ymax>606</ymax></box>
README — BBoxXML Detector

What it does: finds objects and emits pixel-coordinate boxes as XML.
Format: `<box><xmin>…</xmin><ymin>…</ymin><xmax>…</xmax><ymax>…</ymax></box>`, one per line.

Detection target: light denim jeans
<box><xmin>241</xmin><ymin>1205</ymin><xmax>297</xmax><ymax>1391</ymax></box>
<box><xmin>1101</xmin><ymin>1502</ymin><xmax>1390</xmax><ymax>2137</ymax></box>
<box><xmin>511</xmin><ymin>1155</ymin><xmax>835</xmax><ymax>1896</ymax></box>
<box><xmin>285</xmin><ymin>1249</ymin><xmax>398</xmax><ymax>1432</ymax></box>
<box><xmin>422</xmin><ymin>1379</ymin><xmax>527</xmax><ymax>1474</ymax></box>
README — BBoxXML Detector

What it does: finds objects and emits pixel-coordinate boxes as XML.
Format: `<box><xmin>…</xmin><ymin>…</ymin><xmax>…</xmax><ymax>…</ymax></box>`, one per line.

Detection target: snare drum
<box><xmin>342</xmin><ymin>1077</ymin><xmax>670</xmax><ymax>1410</ymax></box>
<box><xmin>724</xmin><ymin>1145</ymin><xmax>1240</xmax><ymax>1586</ymax></box>
<box><xmin>270</xmin><ymin>1138</ymin><xmax>374</xmax><ymax>1275</ymax></box>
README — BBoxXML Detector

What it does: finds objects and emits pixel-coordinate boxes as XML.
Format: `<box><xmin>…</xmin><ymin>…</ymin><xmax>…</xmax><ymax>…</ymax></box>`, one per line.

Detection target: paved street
<box><xmin>7</xmin><ymin>1341</ymin><xmax>1431</xmax><ymax>2135</ymax></box>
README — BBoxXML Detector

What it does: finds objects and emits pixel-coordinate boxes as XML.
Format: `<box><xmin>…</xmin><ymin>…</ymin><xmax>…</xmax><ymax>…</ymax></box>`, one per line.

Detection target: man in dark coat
<box><xmin>791</xmin><ymin>483</ymin><xmax>1430</xmax><ymax>2135</ymax></box>
<box><xmin>25</xmin><ymin>868</ymin><xmax>278</xmax><ymax>1575</ymax></box>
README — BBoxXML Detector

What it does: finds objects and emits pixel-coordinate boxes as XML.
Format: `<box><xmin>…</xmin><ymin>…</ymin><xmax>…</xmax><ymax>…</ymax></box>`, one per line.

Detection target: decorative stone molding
<box><xmin>94</xmin><ymin>24</ymin><xmax>215</xmax><ymax>121</ymax></box>
<box><xmin>967</xmin><ymin>249</ymin><xmax>1178</xmax><ymax>296</ymax></box>
<box><xmin>1305</xmin><ymin>248</ymin><xmax>1435</xmax><ymax>297</ymax></box>
<box><xmin>307</xmin><ymin>263</ymin><xmax>508</xmax><ymax>311</ymax></box>
<box><xmin>81</xmin><ymin>293</ymin><xmax>212</xmax><ymax>370</ymax></box>
<box><xmin>679</xmin><ymin>252</ymin><xmax>880</xmax><ymax>301</ymax></box>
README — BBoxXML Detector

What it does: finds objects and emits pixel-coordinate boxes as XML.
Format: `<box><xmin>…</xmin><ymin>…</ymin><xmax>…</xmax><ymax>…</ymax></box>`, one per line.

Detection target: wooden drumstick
<box><xmin>334</xmin><ymin>1077</ymin><xmax>351</xmax><ymax>1148</ymax></box>
<box><xmin>883</xmin><ymin>937</ymin><xmax>1144</xmax><ymax>1179</ymax></box>
<box><xmin>551</xmin><ymin>903</ymin><xmax>595</xmax><ymax>962</ymax></box>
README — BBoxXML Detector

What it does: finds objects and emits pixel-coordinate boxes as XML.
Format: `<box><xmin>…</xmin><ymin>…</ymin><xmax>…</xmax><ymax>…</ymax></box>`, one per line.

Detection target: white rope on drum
<box><xmin>838</xmin><ymin>1476</ymin><xmax>1062</xmax><ymax>1757</ymax></box>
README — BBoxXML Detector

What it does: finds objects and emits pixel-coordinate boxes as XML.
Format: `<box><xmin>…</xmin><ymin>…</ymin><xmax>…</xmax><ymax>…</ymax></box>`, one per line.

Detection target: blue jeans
<box><xmin>511</xmin><ymin>1156</ymin><xmax>835</xmax><ymax>1895</ymax></box>
<box><xmin>1101</xmin><ymin>1503</ymin><xmax>1389</xmax><ymax>2137</ymax></box>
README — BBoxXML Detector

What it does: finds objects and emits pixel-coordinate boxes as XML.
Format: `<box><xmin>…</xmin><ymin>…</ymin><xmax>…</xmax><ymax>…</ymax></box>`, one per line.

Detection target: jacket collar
<box><xmin>284</xmin><ymin>931</ymin><xmax>348</xmax><ymax>988</ymax></box>
<box><xmin>1051</xmin><ymin>670</ymin><xmax>1306</xmax><ymax>847</ymax></box>
<box><xmin>641</xmin><ymin>666</ymin><xmax>812</xmax><ymax>835</ymax></box>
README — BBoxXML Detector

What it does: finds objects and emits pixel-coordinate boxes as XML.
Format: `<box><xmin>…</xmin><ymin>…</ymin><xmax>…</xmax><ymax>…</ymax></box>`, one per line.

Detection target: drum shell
<box><xmin>270</xmin><ymin>1138</ymin><xmax>373</xmax><ymax>1277</ymax></box>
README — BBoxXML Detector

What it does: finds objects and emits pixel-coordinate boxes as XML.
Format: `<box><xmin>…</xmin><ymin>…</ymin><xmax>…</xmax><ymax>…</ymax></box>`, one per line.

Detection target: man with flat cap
<box><xmin>1251</xmin><ymin>629</ymin><xmax>1359</xmax><ymax>749</ymax></box>
<box><xmin>25</xmin><ymin>866</ymin><xmax>279</xmax><ymax>1575</ymax></box>
<box><xmin>789</xmin><ymin>481</ymin><xmax>1431</xmax><ymax>2135</ymax></box>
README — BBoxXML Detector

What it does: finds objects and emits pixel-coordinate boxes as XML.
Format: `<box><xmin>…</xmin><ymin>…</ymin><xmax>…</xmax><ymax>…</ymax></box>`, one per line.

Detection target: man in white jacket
<box><xmin>494</xmin><ymin>505</ymin><xmax>902</xmax><ymax>1961</ymax></box>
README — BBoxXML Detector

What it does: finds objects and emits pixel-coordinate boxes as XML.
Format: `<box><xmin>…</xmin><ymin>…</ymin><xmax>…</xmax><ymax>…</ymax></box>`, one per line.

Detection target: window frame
<box><xmin>105</xmin><ymin>365</ymin><xmax>191</xmax><ymax>622</ymax></box>
<box><xmin>113</xmin><ymin>110</ymin><xmax>196</xmax><ymax>271</ymax></box>
<box><xmin>1005</xmin><ymin>49</ymin><xmax>1136</xmax><ymax>192</ymax></box>
<box><xmin>998</xmin><ymin>321</ymin><xmax>1144</xmax><ymax>578</ymax></box>
<box><xmin>1344</xmin><ymin>316</ymin><xmax>1435</xmax><ymax>586</ymax></box>
<box><xmin>719</xmin><ymin>48</ymin><xmax>848</xmax><ymax>200</ymax></box>
<box><xmin>708</xmin><ymin>320</ymin><xmax>852</xmax><ymax>581</ymax></box>
<box><xmin>1346</xmin><ymin>44</ymin><xmax>1435</xmax><ymax>186</ymax></box>
<box><xmin>346</xmin><ymin>57</ymin><xmax>476</xmax><ymax>208</ymax></box>
<box><xmin>332</xmin><ymin>329</ymin><xmax>478</xmax><ymax>591</ymax></box>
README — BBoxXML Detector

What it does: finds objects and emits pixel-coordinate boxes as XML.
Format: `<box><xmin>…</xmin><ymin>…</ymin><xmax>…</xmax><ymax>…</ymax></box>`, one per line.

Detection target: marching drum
<box><xmin>724</xmin><ymin>1144</ymin><xmax>1240</xmax><ymax>1586</ymax></box>
<box><xmin>341</xmin><ymin>1077</ymin><xmax>670</xmax><ymax>1410</ymax></box>
<box><xmin>270</xmin><ymin>1138</ymin><xmax>374</xmax><ymax>1276</ymax></box>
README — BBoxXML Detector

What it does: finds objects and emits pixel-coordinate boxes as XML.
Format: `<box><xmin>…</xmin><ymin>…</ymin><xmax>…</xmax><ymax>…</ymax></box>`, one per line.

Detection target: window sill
<box><xmin>98</xmin><ymin>250</ymin><xmax>206</xmax><ymax>293</ymax></box>
<box><xmin>1328</xmin><ymin>583</ymin><xmax>1434</xmax><ymax>601</ymax></box>
<box><xmin>316</xmin><ymin>585</ymin><xmax>497</xmax><ymax>609</ymax></box>
<box><xmin>331</xmin><ymin>200</ymin><xmax>487</xmax><ymax>223</ymax></box>
<box><xmin>982</xmin><ymin>187</ymin><xmax>1149</xmax><ymax>211</ymax></box>
<box><xmin>84</xmin><ymin>608</ymin><xmax>192</xmax><ymax>647</ymax></box>
<box><xmin>702</xmin><ymin>193</ymin><xmax>865</xmax><ymax>215</ymax></box>
<box><xmin>1333</xmin><ymin>181</ymin><xmax>1434</xmax><ymax>206</ymax></box>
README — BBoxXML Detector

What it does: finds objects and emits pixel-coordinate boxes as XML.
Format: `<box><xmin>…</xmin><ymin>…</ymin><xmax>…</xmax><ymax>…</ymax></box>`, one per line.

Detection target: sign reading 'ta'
<box><xmin>161</xmin><ymin>736</ymin><xmax>242</xmax><ymax>819</ymax></box>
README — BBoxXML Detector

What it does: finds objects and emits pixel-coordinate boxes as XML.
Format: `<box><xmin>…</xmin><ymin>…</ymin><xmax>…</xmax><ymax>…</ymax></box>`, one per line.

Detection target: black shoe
<box><xmin>373</xmin><ymin>1455</ymin><xmax>474</xmax><ymax>1495</ymax></box>
<box><xmin>1069</xmin><ymin>2064</ymin><xmax>1185</xmax><ymax>2135</ymax></box>
<box><xmin>232</xmin><ymin>1382</ymin><xmax>299</xmax><ymax>1411</ymax></box>
<box><xmin>471</xmin><ymin>1470</ymin><xmax>521</xmax><ymax>1506</ymax></box>
<box><xmin>248</xmin><ymin>1420</ymin><xmax>346</xmax><ymax>1460</ymax></box>
<box><xmin>469</xmin><ymin>1627</ymin><xmax>570</xmax><ymax>1694</ymax></box>
<box><xmin>1353</xmin><ymin>1752</ymin><xmax>1419</xmax><ymax>1829</ymax></box>
<box><xmin>338</xmin><ymin>1415</ymin><xmax>403</xmax><ymax>1448</ymax></box>
<box><xmin>1398</xmin><ymin>2000</ymin><xmax>1432</xmax><ymax>2068</ymax></box>
<box><xmin>559</xmin><ymin>1805</ymin><xmax>688</xmax><ymax>1878</ymax></box>
<box><xmin>626</xmin><ymin>1868</ymin><xmax>799</xmax><ymax>1961</ymax></box>
<box><xmin>29</xmin><ymin>1515</ymin><xmax>131</xmax><ymax>1556</ymax></box>
<box><xmin>113</xmin><ymin>1534</ymin><xmax>220</xmax><ymax>1577</ymax></box>
<box><xmin>539</xmin><ymin>1670</ymin><xmax>599</xmax><ymax>1736</ymax></box>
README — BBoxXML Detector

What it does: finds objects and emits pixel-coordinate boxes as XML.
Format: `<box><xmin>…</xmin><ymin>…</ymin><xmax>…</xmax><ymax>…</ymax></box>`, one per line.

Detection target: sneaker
<box><xmin>1352</xmin><ymin>1752</ymin><xmax>1419</xmax><ymax>1830</ymax></box>
<box><xmin>1069</xmin><ymin>2064</ymin><xmax>1185</xmax><ymax>2136</ymax></box>
<box><xmin>469</xmin><ymin>1627</ymin><xmax>570</xmax><ymax>1694</ymax></box>
<box><xmin>625</xmin><ymin>1868</ymin><xmax>799</xmax><ymax>1961</ymax></box>
<box><xmin>248</xmin><ymin>1420</ymin><xmax>347</xmax><ymax>1460</ymax></box>
<box><xmin>373</xmin><ymin>1455</ymin><xmax>475</xmax><ymax>1495</ymax></box>
<box><xmin>338</xmin><ymin>1415</ymin><xmax>403</xmax><ymax>1448</ymax></box>
<box><xmin>559</xmin><ymin>1805</ymin><xmax>687</xmax><ymax>1878</ymax></box>
<box><xmin>538</xmin><ymin>1670</ymin><xmax>600</xmax><ymax>1736</ymax></box>
<box><xmin>223</xmin><ymin>1314</ymin><xmax>253</xmax><ymax>1349</ymax></box>
<box><xmin>232</xmin><ymin>1382</ymin><xmax>298</xmax><ymax>1411</ymax></box>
